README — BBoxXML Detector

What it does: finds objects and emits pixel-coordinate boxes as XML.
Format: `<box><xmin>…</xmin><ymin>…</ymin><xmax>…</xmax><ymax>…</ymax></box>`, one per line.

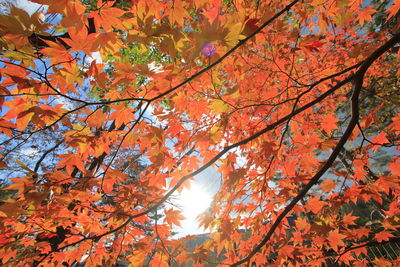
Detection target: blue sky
<box><xmin>1</xmin><ymin>0</ymin><xmax>224</xmax><ymax>237</ymax></box>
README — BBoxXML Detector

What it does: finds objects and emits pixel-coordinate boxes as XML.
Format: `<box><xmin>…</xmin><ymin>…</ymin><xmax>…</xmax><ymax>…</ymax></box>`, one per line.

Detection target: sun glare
<box><xmin>178</xmin><ymin>183</ymin><xmax>212</xmax><ymax>220</ymax></box>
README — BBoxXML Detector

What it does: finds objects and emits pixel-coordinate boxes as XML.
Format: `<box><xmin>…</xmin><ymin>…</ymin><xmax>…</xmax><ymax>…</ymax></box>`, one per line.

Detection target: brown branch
<box><xmin>41</xmin><ymin>66</ymin><xmax>356</xmax><ymax>262</ymax></box>
<box><xmin>28</xmin><ymin>18</ymin><xmax>95</xmax><ymax>49</ymax></box>
<box><xmin>335</xmin><ymin>236</ymin><xmax>400</xmax><ymax>263</ymax></box>
<box><xmin>230</xmin><ymin>31</ymin><xmax>400</xmax><ymax>266</ymax></box>
<box><xmin>144</xmin><ymin>0</ymin><xmax>300</xmax><ymax>103</ymax></box>
<box><xmin>25</xmin><ymin>0</ymin><xmax>299</xmax><ymax>108</ymax></box>
<box><xmin>33</xmin><ymin>139</ymin><xmax>64</xmax><ymax>173</ymax></box>
<box><xmin>38</xmin><ymin>66</ymin><xmax>353</xmax><ymax>257</ymax></box>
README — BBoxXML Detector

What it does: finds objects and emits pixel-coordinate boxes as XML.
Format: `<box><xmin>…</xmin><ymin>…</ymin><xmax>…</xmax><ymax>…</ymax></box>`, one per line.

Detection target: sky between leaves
<box><xmin>0</xmin><ymin>0</ymin><xmax>400</xmax><ymax>266</ymax></box>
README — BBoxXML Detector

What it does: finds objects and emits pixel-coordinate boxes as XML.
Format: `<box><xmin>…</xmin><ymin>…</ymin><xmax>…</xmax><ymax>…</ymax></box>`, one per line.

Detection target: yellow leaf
<box><xmin>209</xmin><ymin>99</ymin><xmax>228</xmax><ymax>114</ymax></box>
<box><xmin>224</xmin><ymin>22</ymin><xmax>244</xmax><ymax>47</ymax></box>
<box><xmin>16</xmin><ymin>160</ymin><xmax>34</xmax><ymax>174</ymax></box>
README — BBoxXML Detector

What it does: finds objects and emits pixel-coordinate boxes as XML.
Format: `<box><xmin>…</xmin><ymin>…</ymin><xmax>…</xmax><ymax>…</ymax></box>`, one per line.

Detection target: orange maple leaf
<box><xmin>108</xmin><ymin>106</ymin><xmax>135</xmax><ymax>128</ymax></box>
<box><xmin>375</xmin><ymin>231</ymin><xmax>394</xmax><ymax>242</ymax></box>
<box><xmin>164</xmin><ymin>208</ymin><xmax>186</xmax><ymax>227</ymax></box>
<box><xmin>342</xmin><ymin>213</ymin><xmax>358</xmax><ymax>226</ymax></box>
<box><xmin>307</xmin><ymin>197</ymin><xmax>325</xmax><ymax>214</ymax></box>
<box><xmin>320</xmin><ymin>179</ymin><xmax>338</xmax><ymax>192</ymax></box>
<box><xmin>39</xmin><ymin>40</ymin><xmax>73</xmax><ymax>65</ymax></box>
<box><xmin>168</xmin><ymin>0</ymin><xmax>190</xmax><ymax>27</ymax></box>
<box><xmin>387</xmin><ymin>0</ymin><xmax>400</xmax><ymax>20</ymax></box>
<box><xmin>89</xmin><ymin>0</ymin><xmax>126</xmax><ymax>32</ymax></box>
<box><xmin>58</xmin><ymin>152</ymin><xmax>85</xmax><ymax>174</ymax></box>
<box><xmin>327</xmin><ymin>229</ymin><xmax>346</xmax><ymax>251</ymax></box>
<box><xmin>358</xmin><ymin>7</ymin><xmax>376</xmax><ymax>26</ymax></box>
<box><xmin>61</xmin><ymin>27</ymin><xmax>97</xmax><ymax>54</ymax></box>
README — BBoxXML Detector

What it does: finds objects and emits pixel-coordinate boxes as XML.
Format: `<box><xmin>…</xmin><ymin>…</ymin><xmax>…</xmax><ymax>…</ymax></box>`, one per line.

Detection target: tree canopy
<box><xmin>0</xmin><ymin>0</ymin><xmax>400</xmax><ymax>266</ymax></box>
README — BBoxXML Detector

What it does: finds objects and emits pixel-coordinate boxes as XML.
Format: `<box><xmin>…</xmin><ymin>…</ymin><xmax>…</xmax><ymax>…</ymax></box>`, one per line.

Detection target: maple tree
<box><xmin>0</xmin><ymin>0</ymin><xmax>400</xmax><ymax>265</ymax></box>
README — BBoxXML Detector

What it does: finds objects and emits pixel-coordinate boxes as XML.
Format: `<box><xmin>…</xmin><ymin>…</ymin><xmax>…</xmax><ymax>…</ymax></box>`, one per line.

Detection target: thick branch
<box><xmin>34</xmin><ymin>139</ymin><xmax>64</xmax><ymax>173</ymax></box>
<box><xmin>335</xmin><ymin>236</ymin><xmax>400</xmax><ymax>262</ymax></box>
<box><xmin>230</xmin><ymin>31</ymin><xmax>400</xmax><ymax>266</ymax></box>
<box><xmin>28</xmin><ymin>18</ymin><xmax>96</xmax><ymax>49</ymax></box>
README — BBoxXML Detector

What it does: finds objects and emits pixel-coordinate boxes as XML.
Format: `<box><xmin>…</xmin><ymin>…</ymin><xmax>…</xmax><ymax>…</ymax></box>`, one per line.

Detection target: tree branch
<box><xmin>230</xmin><ymin>31</ymin><xmax>400</xmax><ymax>267</ymax></box>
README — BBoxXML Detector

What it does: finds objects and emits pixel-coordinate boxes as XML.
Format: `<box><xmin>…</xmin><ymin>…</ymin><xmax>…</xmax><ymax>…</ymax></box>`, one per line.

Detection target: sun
<box><xmin>177</xmin><ymin>183</ymin><xmax>212</xmax><ymax>220</ymax></box>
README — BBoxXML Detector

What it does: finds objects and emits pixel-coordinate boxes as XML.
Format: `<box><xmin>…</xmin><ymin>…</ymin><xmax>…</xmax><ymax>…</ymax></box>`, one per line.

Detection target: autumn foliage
<box><xmin>0</xmin><ymin>0</ymin><xmax>400</xmax><ymax>266</ymax></box>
